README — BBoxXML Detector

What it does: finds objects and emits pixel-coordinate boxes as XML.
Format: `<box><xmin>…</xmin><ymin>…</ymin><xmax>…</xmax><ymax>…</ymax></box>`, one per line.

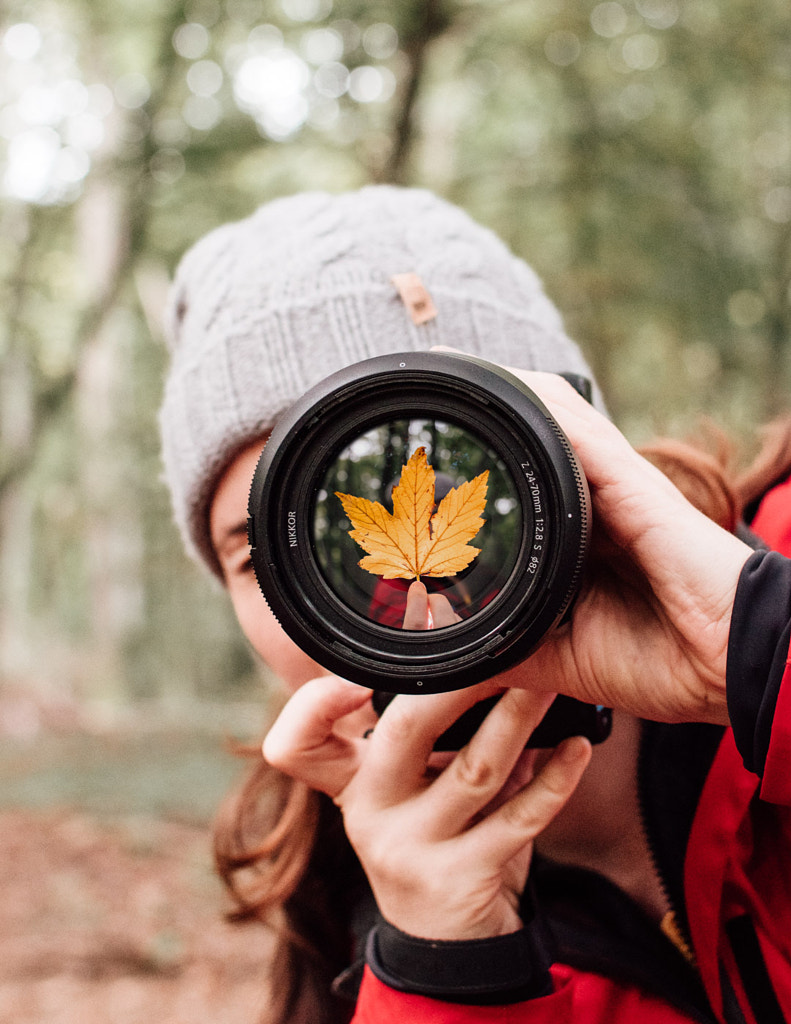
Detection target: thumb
<box><xmin>263</xmin><ymin>676</ymin><xmax>373</xmax><ymax>797</ymax></box>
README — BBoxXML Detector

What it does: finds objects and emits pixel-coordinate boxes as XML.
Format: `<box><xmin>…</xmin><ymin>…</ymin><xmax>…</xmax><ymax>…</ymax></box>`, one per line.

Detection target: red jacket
<box><xmin>354</xmin><ymin>962</ymin><xmax>702</xmax><ymax>1021</ymax></box>
<box><xmin>752</xmin><ymin>473</ymin><xmax>791</xmax><ymax>556</ymax></box>
<box><xmin>349</xmin><ymin>542</ymin><xmax>791</xmax><ymax>1023</ymax></box>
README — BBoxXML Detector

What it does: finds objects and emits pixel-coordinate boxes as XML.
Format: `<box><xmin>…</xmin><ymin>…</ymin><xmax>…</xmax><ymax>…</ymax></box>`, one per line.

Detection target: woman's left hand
<box><xmin>263</xmin><ymin>675</ymin><xmax>591</xmax><ymax>940</ymax></box>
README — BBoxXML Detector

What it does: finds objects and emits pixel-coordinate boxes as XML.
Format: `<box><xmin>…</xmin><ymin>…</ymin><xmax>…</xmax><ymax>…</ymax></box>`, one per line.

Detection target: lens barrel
<box><xmin>247</xmin><ymin>352</ymin><xmax>591</xmax><ymax>694</ymax></box>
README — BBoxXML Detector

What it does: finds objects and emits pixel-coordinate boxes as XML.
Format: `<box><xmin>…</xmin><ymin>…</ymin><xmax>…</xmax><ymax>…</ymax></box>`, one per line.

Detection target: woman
<box><xmin>160</xmin><ymin>186</ymin><xmax>791</xmax><ymax>1023</ymax></box>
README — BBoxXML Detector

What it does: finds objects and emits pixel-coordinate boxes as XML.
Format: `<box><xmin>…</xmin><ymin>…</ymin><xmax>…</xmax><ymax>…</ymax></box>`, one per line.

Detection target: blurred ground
<box><xmin>0</xmin><ymin>687</ymin><xmax>273</xmax><ymax>1024</ymax></box>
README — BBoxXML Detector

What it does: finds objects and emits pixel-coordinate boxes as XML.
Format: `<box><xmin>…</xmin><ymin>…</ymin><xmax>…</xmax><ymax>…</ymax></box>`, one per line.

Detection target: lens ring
<box><xmin>248</xmin><ymin>352</ymin><xmax>590</xmax><ymax>693</ymax></box>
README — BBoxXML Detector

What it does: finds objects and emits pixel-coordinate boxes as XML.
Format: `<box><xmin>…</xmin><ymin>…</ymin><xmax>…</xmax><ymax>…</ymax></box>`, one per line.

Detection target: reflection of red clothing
<box><xmin>369</xmin><ymin>578</ymin><xmax>417</xmax><ymax>627</ymax></box>
<box><xmin>368</xmin><ymin>576</ymin><xmax>496</xmax><ymax>627</ymax></box>
<box><xmin>369</xmin><ymin>578</ymin><xmax>463</xmax><ymax>627</ymax></box>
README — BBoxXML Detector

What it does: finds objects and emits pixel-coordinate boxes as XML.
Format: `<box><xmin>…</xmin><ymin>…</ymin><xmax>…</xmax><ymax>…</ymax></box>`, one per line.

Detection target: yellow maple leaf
<box><xmin>335</xmin><ymin>446</ymin><xmax>489</xmax><ymax>580</ymax></box>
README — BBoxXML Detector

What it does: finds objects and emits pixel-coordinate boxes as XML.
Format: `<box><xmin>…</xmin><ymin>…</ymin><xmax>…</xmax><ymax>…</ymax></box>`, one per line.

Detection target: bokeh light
<box><xmin>1</xmin><ymin>19</ymin><xmax>112</xmax><ymax>204</ymax></box>
<box><xmin>233</xmin><ymin>43</ymin><xmax>311</xmax><ymax>138</ymax></box>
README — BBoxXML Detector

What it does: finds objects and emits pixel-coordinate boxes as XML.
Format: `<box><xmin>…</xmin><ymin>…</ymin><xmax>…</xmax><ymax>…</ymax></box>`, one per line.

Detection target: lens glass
<box><xmin>312</xmin><ymin>418</ymin><xmax>525</xmax><ymax>630</ymax></box>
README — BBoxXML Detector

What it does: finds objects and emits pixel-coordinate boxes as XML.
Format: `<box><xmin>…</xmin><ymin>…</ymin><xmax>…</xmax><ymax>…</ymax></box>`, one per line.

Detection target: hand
<box><xmin>500</xmin><ymin>370</ymin><xmax>753</xmax><ymax>725</ymax></box>
<box><xmin>263</xmin><ymin>675</ymin><xmax>591</xmax><ymax>940</ymax></box>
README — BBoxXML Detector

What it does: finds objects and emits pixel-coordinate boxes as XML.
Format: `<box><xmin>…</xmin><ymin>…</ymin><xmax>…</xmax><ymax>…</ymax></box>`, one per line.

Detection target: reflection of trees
<box><xmin>0</xmin><ymin>0</ymin><xmax>788</xmax><ymax>707</ymax></box>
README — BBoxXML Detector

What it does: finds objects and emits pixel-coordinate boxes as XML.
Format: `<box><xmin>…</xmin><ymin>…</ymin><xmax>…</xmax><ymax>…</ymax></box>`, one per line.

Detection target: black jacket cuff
<box><xmin>366</xmin><ymin>915</ymin><xmax>553</xmax><ymax>1005</ymax></box>
<box><xmin>727</xmin><ymin>549</ymin><xmax>791</xmax><ymax>776</ymax></box>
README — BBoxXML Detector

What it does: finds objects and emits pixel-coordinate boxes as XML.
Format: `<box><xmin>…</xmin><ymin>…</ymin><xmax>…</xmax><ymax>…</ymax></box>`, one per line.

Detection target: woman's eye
<box><xmin>224</xmin><ymin>552</ymin><xmax>254</xmax><ymax>579</ymax></box>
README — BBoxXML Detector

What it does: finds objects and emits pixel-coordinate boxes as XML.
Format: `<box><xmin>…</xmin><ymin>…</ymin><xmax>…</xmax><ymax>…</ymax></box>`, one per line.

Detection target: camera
<box><xmin>248</xmin><ymin>351</ymin><xmax>611</xmax><ymax>747</ymax></box>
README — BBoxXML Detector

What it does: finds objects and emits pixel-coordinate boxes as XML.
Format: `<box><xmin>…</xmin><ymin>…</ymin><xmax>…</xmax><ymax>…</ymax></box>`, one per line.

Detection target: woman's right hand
<box><xmin>263</xmin><ymin>674</ymin><xmax>590</xmax><ymax>941</ymax></box>
<box><xmin>494</xmin><ymin>369</ymin><xmax>753</xmax><ymax>727</ymax></box>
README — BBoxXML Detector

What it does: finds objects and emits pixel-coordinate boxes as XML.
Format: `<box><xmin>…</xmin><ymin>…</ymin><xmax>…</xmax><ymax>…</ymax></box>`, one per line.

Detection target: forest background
<box><xmin>0</xmin><ymin>0</ymin><xmax>789</xmax><ymax>1020</ymax></box>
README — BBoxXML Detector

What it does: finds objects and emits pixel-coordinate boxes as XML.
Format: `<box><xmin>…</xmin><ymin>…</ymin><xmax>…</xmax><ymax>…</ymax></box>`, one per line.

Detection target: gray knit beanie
<box><xmin>160</xmin><ymin>185</ymin><xmax>603</xmax><ymax>579</ymax></box>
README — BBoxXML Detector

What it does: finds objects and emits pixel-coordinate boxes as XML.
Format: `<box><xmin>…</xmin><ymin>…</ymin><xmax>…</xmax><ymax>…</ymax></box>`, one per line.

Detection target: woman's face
<box><xmin>209</xmin><ymin>440</ymin><xmax>325</xmax><ymax>693</ymax></box>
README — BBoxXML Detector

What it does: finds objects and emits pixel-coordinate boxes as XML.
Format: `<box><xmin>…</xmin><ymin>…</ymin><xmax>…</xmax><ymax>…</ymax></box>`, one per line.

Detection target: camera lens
<box><xmin>248</xmin><ymin>352</ymin><xmax>591</xmax><ymax>694</ymax></box>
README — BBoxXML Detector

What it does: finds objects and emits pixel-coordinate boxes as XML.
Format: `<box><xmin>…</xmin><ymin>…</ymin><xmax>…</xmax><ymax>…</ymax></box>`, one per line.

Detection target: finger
<box><xmin>402</xmin><ymin>580</ymin><xmax>429</xmax><ymax>630</ymax></box>
<box><xmin>363</xmin><ymin>680</ymin><xmax>505</xmax><ymax>805</ymax></box>
<box><xmin>262</xmin><ymin>676</ymin><xmax>372</xmax><ymax>796</ymax></box>
<box><xmin>461</xmin><ymin>735</ymin><xmax>592</xmax><ymax>867</ymax></box>
<box><xmin>428</xmin><ymin>592</ymin><xmax>461</xmax><ymax>627</ymax></box>
<box><xmin>417</xmin><ymin>688</ymin><xmax>556</xmax><ymax>836</ymax></box>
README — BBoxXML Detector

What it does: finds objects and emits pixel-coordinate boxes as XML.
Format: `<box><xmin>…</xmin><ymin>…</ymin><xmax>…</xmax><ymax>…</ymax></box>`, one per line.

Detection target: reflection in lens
<box><xmin>312</xmin><ymin>418</ymin><xmax>525</xmax><ymax>630</ymax></box>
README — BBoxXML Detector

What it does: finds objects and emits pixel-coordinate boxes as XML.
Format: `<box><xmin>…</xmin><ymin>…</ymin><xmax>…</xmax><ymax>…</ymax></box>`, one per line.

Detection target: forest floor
<box><xmin>0</xmin><ymin>689</ymin><xmax>273</xmax><ymax>1024</ymax></box>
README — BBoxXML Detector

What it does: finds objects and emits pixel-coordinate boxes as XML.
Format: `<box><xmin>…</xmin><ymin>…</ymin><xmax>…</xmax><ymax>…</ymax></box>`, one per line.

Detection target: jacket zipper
<box><xmin>636</xmin><ymin>719</ymin><xmax>697</xmax><ymax>967</ymax></box>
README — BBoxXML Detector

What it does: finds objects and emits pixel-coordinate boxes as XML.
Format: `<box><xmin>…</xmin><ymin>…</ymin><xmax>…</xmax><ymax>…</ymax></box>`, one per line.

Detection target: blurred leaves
<box><xmin>0</xmin><ymin>0</ymin><xmax>789</xmax><ymax>708</ymax></box>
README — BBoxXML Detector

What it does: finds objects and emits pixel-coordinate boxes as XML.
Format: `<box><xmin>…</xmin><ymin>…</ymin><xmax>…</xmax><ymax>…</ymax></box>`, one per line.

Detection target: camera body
<box><xmin>248</xmin><ymin>351</ymin><xmax>610</xmax><ymax>745</ymax></box>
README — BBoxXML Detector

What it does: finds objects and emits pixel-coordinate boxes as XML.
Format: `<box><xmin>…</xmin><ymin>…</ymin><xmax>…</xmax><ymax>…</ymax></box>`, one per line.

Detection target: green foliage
<box><xmin>0</xmin><ymin>0</ymin><xmax>789</xmax><ymax>709</ymax></box>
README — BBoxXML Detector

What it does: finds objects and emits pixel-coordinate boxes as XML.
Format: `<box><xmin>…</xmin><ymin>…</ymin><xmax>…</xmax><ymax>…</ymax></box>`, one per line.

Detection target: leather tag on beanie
<box><xmin>391</xmin><ymin>273</ymin><xmax>438</xmax><ymax>325</ymax></box>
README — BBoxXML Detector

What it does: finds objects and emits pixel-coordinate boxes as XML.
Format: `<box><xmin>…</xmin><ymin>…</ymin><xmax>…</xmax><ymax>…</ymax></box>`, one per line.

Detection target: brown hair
<box><xmin>734</xmin><ymin>417</ymin><xmax>791</xmax><ymax>521</ymax></box>
<box><xmin>214</xmin><ymin>750</ymin><xmax>362</xmax><ymax>1024</ymax></box>
<box><xmin>214</xmin><ymin>415</ymin><xmax>791</xmax><ymax>1024</ymax></box>
<box><xmin>638</xmin><ymin>415</ymin><xmax>791</xmax><ymax>530</ymax></box>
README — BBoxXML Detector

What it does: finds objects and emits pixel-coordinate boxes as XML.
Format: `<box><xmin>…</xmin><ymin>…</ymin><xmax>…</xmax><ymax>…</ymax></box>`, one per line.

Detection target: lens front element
<box><xmin>313</xmin><ymin>418</ymin><xmax>524</xmax><ymax>630</ymax></box>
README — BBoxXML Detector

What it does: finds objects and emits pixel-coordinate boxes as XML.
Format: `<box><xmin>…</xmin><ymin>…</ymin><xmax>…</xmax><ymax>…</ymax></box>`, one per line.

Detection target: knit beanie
<box><xmin>160</xmin><ymin>185</ymin><xmax>603</xmax><ymax>579</ymax></box>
